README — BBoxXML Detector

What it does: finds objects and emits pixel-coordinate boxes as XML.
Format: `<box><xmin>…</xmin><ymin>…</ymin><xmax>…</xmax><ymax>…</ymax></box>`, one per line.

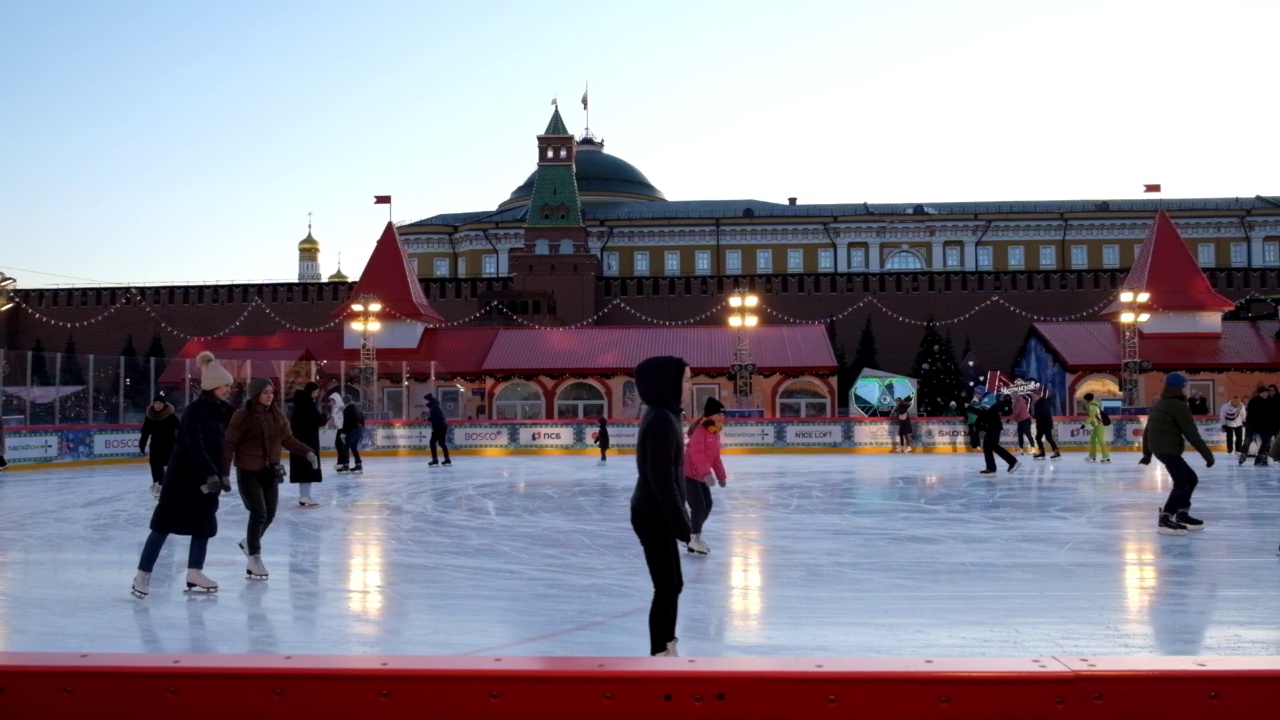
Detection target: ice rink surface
<box><xmin>0</xmin><ymin>450</ymin><xmax>1277</xmax><ymax>658</ymax></box>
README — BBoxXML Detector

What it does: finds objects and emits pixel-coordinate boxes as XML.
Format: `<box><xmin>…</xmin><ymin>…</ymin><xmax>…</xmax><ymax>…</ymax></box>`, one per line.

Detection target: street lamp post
<box><xmin>350</xmin><ymin>295</ymin><xmax>382</xmax><ymax>416</ymax></box>
<box><xmin>727</xmin><ymin>290</ymin><xmax>759</xmax><ymax>406</ymax></box>
<box><xmin>0</xmin><ymin>272</ymin><xmax>17</xmax><ymax>312</ymax></box>
<box><xmin>1117</xmin><ymin>290</ymin><xmax>1151</xmax><ymax>407</ymax></box>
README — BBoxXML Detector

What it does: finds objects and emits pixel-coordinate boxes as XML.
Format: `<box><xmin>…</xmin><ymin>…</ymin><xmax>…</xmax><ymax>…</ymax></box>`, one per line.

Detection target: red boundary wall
<box><xmin>2</xmin><ymin>653</ymin><xmax>1277</xmax><ymax>719</ymax></box>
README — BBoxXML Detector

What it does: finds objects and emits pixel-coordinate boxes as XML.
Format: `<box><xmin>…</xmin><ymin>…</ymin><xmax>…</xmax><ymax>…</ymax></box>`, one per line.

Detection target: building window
<box><xmin>1197</xmin><ymin>243</ymin><xmax>1215</xmax><ymax>267</ymax></box>
<box><xmin>1265</xmin><ymin>241</ymin><xmax>1279</xmax><ymax>266</ymax></box>
<box><xmin>818</xmin><ymin>247</ymin><xmax>834</xmax><ymax>271</ymax></box>
<box><xmin>787</xmin><ymin>248</ymin><xmax>803</xmax><ymax>273</ymax></box>
<box><xmin>603</xmin><ymin>251</ymin><xmax>619</xmax><ymax>276</ymax></box>
<box><xmin>695</xmin><ymin>250</ymin><xmax>711</xmax><ymax>274</ymax></box>
<box><xmin>850</xmin><ymin>247</ymin><xmax>866</xmax><ymax>270</ymax></box>
<box><xmin>494</xmin><ymin>381</ymin><xmax>544</xmax><ymax>420</ymax></box>
<box><xmin>1071</xmin><ymin>245</ymin><xmax>1087</xmax><ymax>269</ymax></box>
<box><xmin>1102</xmin><ymin>245</ymin><xmax>1120</xmax><ymax>268</ymax></box>
<box><xmin>634</xmin><ymin>251</ymin><xmax>649</xmax><ymax>276</ymax></box>
<box><xmin>483</xmin><ymin>254</ymin><xmax>498</xmax><ymax>277</ymax></box>
<box><xmin>555</xmin><ymin>381</ymin><xmax>606</xmax><ymax>419</ymax></box>
<box><xmin>1230</xmin><ymin>242</ymin><xmax>1247</xmax><ymax>267</ymax></box>
<box><xmin>777</xmin><ymin>378</ymin><xmax>830</xmax><ymax>418</ymax></box>
<box><xmin>434</xmin><ymin>258</ymin><xmax>449</xmax><ymax>277</ymax></box>
<box><xmin>944</xmin><ymin>246</ymin><xmax>960</xmax><ymax>268</ymax></box>
<box><xmin>409</xmin><ymin>257</ymin><xmax>419</xmax><ymax>276</ymax></box>
<box><xmin>884</xmin><ymin>249</ymin><xmax>925</xmax><ymax>270</ymax></box>
<box><xmin>1008</xmin><ymin>246</ymin><xmax>1025</xmax><ymax>269</ymax></box>
<box><xmin>665</xmin><ymin>251</ymin><xmax>681</xmax><ymax>276</ymax></box>
<box><xmin>725</xmin><ymin>250</ymin><xmax>742</xmax><ymax>274</ymax></box>
<box><xmin>976</xmin><ymin>246</ymin><xmax>993</xmax><ymax>269</ymax></box>
<box><xmin>756</xmin><ymin>249</ymin><xmax>773</xmax><ymax>273</ymax></box>
<box><xmin>1039</xmin><ymin>246</ymin><xmax>1055</xmax><ymax>269</ymax></box>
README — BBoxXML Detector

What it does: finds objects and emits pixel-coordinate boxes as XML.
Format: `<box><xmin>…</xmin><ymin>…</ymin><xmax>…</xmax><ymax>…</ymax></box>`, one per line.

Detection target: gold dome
<box><xmin>298</xmin><ymin>232</ymin><xmax>321</xmax><ymax>252</ymax></box>
<box><xmin>327</xmin><ymin>266</ymin><xmax>349</xmax><ymax>282</ymax></box>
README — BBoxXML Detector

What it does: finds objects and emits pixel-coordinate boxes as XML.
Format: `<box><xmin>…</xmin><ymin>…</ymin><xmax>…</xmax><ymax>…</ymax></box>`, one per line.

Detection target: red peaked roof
<box><xmin>1033</xmin><ymin>320</ymin><xmax>1280</xmax><ymax>371</ymax></box>
<box><xmin>1102</xmin><ymin>210</ymin><xmax>1234</xmax><ymax>316</ymax></box>
<box><xmin>480</xmin><ymin>325</ymin><xmax>836</xmax><ymax>374</ymax></box>
<box><xmin>332</xmin><ymin>222</ymin><xmax>444</xmax><ymax>323</ymax></box>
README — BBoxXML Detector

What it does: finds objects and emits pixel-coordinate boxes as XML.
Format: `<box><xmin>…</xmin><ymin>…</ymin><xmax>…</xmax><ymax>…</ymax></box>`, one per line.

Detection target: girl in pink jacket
<box><xmin>684</xmin><ymin>397</ymin><xmax>728</xmax><ymax>555</ymax></box>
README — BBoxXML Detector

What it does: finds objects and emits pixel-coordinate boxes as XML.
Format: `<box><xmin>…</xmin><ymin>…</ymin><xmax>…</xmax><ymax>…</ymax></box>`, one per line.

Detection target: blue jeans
<box><xmin>337</xmin><ymin>428</ymin><xmax>363</xmax><ymax>466</ymax></box>
<box><xmin>138</xmin><ymin>530</ymin><xmax>208</xmax><ymax>572</ymax></box>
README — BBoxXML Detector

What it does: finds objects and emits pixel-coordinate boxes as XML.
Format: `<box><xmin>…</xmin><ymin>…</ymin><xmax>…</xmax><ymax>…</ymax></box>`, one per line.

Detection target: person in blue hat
<box><xmin>1139</xmin><ymin>372</ymin><xmax>1214</xmax><ymax>535</ymax></box>
<box><xmin>974</xmin><ymin>386</ymin><xmax>1019</xmax><ymax>475</ymax></box>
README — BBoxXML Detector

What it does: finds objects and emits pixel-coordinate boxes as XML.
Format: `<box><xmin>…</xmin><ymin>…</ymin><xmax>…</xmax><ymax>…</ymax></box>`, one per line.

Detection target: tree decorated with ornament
<box><xmin>907</xmin><ymin>319</ymin><xmax>964</xmax><ymax>417</ymax></box>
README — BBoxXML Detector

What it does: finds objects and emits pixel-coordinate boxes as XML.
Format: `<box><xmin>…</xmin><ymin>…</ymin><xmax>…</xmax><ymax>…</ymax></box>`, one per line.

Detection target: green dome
<box><xmin>501</xmin><ymin>137</ymin><xmax>665</xmax><ymax>208</ymax></box>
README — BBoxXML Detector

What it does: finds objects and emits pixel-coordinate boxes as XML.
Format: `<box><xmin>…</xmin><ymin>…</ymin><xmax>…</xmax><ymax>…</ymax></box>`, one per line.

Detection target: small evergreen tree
<box><xmin>121</xmin><ymin>335</ymin><xmax>149</xmax><ymax>412</ymax></box>
<box><xmin>59</xmin><ymin>335</ymin><xmax>88</xmax><ymax>423</ymax></box>
<box><xmin>907</xmin><ymin>320</ymin><xmax>964</xmax><ymax>417</ymax></box>
<box><xmin>826</xmin><ymin>317</ymin><xmax>854</xmax><ymax>412</ymax></box>
<box><xmin>29</xmin><ymin>338</ymin><xmax>52</xmax><ymax>386</ymax></box>
<box><xmin>144</xmin><ymin>332</ymin><xmax>168</xmax><ymax>393</ymax></box>
<box><xmin>852</xmin><ymin>317</ymin><xmax>880</xmax><ymax>375</ymax></box>
<box><xmin>59</xmin><ymin>335</ymin><xmax>86</xmax><ymax>385</ymax></box>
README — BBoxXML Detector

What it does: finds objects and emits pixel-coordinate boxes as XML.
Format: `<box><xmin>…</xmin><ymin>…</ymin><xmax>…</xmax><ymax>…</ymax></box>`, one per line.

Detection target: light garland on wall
<box><xmin>10</xmin><ymin>296</ymin><xmax>128</xmax><ymax>328</ymax></box>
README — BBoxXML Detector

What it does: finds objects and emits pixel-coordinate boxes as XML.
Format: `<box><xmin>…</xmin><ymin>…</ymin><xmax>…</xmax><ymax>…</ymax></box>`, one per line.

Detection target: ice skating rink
<box><xmin>0</xmin><ymin>451</ymin><xmax>1277</xmax><ymax>658</ymax></box>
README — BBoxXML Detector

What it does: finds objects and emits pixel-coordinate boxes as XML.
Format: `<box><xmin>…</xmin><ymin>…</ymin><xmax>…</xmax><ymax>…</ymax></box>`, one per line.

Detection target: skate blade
<box><xmin>1157</xmin><ymin>528</ymin><xmax>1188</xmax><ymax>536</ymax></box>
<box><xmin>131</xmin><ymin>589</ymin><xmax>148</xmax><ymax>599</ymax></box>
<box><xmin>245</xmin><ymin>573</ymin><xmax>269</xmax><ymax>581</ymax></box>
<box><xmin>184</xmin><ymin>584</ymin><xmax>218</xmax><ymax>593</ymax></box>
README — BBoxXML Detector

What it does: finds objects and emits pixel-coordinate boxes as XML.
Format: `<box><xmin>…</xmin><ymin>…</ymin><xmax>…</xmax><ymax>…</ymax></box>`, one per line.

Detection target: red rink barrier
<box><xmin>2</xmin><ymin>654</ymin><xmax>1278</xmax><ymax>719</ymax></box>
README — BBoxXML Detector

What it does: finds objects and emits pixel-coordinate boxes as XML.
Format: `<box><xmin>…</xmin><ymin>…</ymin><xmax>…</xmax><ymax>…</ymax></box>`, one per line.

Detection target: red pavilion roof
<box><xmin>331</xmin><ymin>221</ymin><xmax>445</xmax><ymax>323</ymax></box>
<box><xmin>1101</xmin><ymin>210</ymin><xmax>1234</xmax><ymax>316</ymax></box>
<box><xmin>1033</xmin><ymin>320</ymin><xmax>1280</xmax><ymax>371</ymax></box>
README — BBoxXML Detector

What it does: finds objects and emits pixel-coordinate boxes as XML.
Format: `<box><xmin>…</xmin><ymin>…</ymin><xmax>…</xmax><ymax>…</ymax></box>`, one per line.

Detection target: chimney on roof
<box><xmin>788</xmin><ymin>197</ymin><xmax>797</xmax><ymax>206</ymax></box>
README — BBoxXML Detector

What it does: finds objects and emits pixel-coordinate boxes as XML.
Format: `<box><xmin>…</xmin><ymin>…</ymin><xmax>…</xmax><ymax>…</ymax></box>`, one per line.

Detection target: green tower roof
<box><xmin>544</xmin><ymin>106</ymin><xmax>569</xmax><ymax>136</ymax></box>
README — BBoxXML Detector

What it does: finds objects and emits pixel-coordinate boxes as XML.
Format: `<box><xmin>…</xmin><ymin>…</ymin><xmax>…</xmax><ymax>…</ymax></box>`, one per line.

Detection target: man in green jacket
<box><xmin>1082</xmin><ymin>393</ymin><xmax>1110</xmax><ymax>462</ymax></box>
<box><xmin>1139</xmin><ymin>373</ymin><xmax>1215</xmax><ymax>535</ymax></box>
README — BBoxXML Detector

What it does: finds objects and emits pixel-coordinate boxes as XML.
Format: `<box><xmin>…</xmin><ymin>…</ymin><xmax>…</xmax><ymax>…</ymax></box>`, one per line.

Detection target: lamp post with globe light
<box><xmin>350</xmin><ymin>295</ymin><xmax>382</xmax><ymax>415</ymax></box>
<box><xmin>1117</xmin><ymin>290</ymin><xmax>1152</xmax><ymax>407</ymax></box>
<box><xmin>728</xmin><ymin>291</ymin><xmax>759</xmax><ymax>405</ymax></box>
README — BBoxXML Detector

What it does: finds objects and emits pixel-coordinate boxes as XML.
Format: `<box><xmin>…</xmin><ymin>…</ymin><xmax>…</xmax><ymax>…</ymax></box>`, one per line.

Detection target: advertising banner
<box><xmin>4</xmin><ymin>433</ymin><xmax>60</xmax><ymax>461</ymax></box>
<box><xmin>719</xmin><ymin>424</ymin><xmax>777</xmax><ymax>447</ymax></box>
<box><xmin>94</xmin><ymin>431</ymin><xmax>141</xmax><ymax>457</ymax></box>
<box><xmin>517</xmin><ymin>426</ymin><xmax>575</xmax><ymax>447</ymax></box>
<box><xmin>783</xmin><ymin>424</ymin><xmax>844</xmax><ymax>445</ymax></box>
<box><xmin>452</xmin><ymin>427</ymin><xmax>511</xmax><ymax>448</ymax></box>
<box><xmin>596</xmin><ymin>424</ymin><xmax>638</xmax><ymax>448</ymax></box>
<box><xmin>374</xmin><ymin>426</ymin><xmax>433</xmax><ymax>448</ymax></box>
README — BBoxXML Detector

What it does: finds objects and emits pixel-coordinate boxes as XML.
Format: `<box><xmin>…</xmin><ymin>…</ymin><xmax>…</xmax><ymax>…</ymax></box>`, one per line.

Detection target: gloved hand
<box><xmin>139</xmin><ymin>448</ymin><xmax>147</xmax><ymax>456</ymax></box>
<box><xmin>201</xmin><ymin>475</ymin><xmax>222</xmax><ymax>494</ymax></box>
<box><xmin>220</xmin><ymin>476</ymin><xmax>232</xmax><ymax>493</ymax></box>
<box><xmin>306</xmin><ymin>452</ymin><xmax>319</xmax><ymax>470</ymax></box>
<box><xmin>150</xmin><ymin>482</ymin><xmax>162</xmax><ymax>499</ymax></box>
<box><xmin>1203</xmin><ymin>453</ymin><xmax>1215</xmax><ymax>468</ymax></box>
<box><xmin>1138</xmin><ymin>455</ymin><xmax>1151</xmax><ymax>466</ymax></box>
<box><xmin>718</xmin><ymin>476</ymin><xmax>727</xmax><ymax>488</ymax></box>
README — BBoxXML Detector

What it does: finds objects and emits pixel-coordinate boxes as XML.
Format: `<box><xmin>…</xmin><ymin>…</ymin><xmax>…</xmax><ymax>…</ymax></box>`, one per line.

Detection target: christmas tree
<box><xmin>825</xmin><ymin>318</ymin><xmax>853</xmax><ymax>412</ymax></box>
<box><xmin>59</xmin><ymin>335</ymin><xmax>88</xmax><ymax>423</ymax></box>
<box><xmin>29</xmin><ymin>338</ymin><xmax>52</xmax><ymax>386</ymax></box>
<box><xmin>852</xmin><ymin>317</ymin><xmax>880</xmax><ymax>376</ymax></box>
<box><xmin>908</xmin><ymin>320</ymin><xmax>964</xmax><ymax>416</ymax></box>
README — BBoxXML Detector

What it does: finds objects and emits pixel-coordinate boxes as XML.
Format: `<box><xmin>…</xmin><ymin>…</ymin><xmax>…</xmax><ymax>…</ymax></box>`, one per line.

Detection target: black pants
<box><xmin>1155</xmin><ymin>453</ymin><xmax>1198</xmax><ymax>515</ymax></box>
<box><xmin>983</xmin><ymin>429</ymin><xmax>1016</xmax><ymax>471</ymax></box>
<box><xmin>967</xmin><ymin>425</ymin><xmax>981</xmax><ymax>449</ymax></box>
<box><xmin>1242</xmin><ymin>429</ymin><xmax>1271</xmax><ymax>463</ymax></box>
<box><xmin>237</xmin><ymin>468</ymin><xmax>279</xmax><ymax>556</ymax></box>
<box><xmin>1016</xmin><ymin>420</ymin><xmax>1033</xmax><ymax>450</ymax></box>
<box><xmin>685</xmin><ymin>478</ymin><xmax>713</xmax><ymax>534</ymax></box>
<box><xmin>430</xmin><ymin>427</ymin><xmax>450</xmax><ymax>462</ymax></box>
<box><xmin>337</xmin><ymin>429</ymin><xmax>363</xmax><ymax>467</ymax></box>
<box><xmin>631</xmin><ymin>510</ymin><xmax>682</xmax><ymax>656</ymax></box>
<box><xmin>148</xmin><ymin>454</ymin><xmax>169</xmax><ymax>485</ymax></box>
<box><xmin>1035</xmin><ymin>423</ymin><xmax>1059</xmax><ymax>454</ymax></box>
<box><xmin>1225</xmin><ymin>426</ymin><xmax>1243</xmax><ymax>454</ymax></box>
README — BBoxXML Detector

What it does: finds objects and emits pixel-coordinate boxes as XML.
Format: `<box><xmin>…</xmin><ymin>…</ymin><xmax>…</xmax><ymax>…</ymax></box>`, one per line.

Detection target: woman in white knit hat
<box><xmin>131</xmin><ymin>352</ymin><xmax>236</xmax><ymax>598</ymax></box>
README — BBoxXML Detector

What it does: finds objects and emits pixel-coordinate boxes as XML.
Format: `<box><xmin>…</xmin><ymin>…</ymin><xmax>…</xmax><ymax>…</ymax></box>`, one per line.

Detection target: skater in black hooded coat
<box><xmin>630</xmin><ymin>355</ymin><xmax>693</xmax><ymax>657</ymax></box>
<box><xmin>288</xmin><ymin>382</ymin><xmax>326</xmax><ymax>507</ymax></box>
<box><xmin>425</xmin><ymin>393</ymin><xmax>451</xmax><ymax>466</ymax></box>
<box><xmin>139</xmin><ymin>393</ymin><xmax>180</xmax><ymax>492</ymax></box>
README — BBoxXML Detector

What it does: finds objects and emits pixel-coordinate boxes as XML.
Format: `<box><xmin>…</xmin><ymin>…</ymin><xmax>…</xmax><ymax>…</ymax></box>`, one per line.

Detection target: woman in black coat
<box><xmin>630</xmin><ymin>356</ymin><xmax>693</xmax><ymax>657</ymax></box>
<box><xmin>139</xmin><ymin>392</ymin><xmax>180</xmax><ymax>495</ymax></box>
<box><xmin>289</xmin><ymin>382</ymin><xmax>325</xmax><ymax>508</ymax></box>
<box><xmin>131</xmin><ymin>351</ymin><xmax>234</xmax><ymax>599</ymax></box>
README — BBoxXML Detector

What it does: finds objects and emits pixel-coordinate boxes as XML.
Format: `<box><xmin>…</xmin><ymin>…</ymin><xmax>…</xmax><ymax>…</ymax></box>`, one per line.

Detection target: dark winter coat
<box><xmin>139</xmin><ymin>402</ymin><xmax>180</xmax><ymax>463</ymax></box>
<box><xmin>630</xmin><ymin>356</ymin><xmax>692</xmax><ymax>543</ymax></box>
<box><xmin>1033</xmin><ymin>397</ymin><xmax>1054</xmax><ymax>427</ymax></box>
<box><xmin>426</xmin><ymin>399</ymin><xmax>447</xmax><ymax>431</ymax></box>
<box><xmin>150</xmin><ymin>395</ymin><xmax>233</xmax><ymax>538</ymax></box>
<box><xmin>288</xmin><ymin>389</ymin><xmax>325</xmax><ymax>484</ymax></box>
<box><xmin>224</xmin><ymin>401</ymin><xmax>312</xmax><ymax>472</ymax></box>
<box><xmin>1244</xmin><ymin>395</ymin><xmax>1268</xmax><ymax>431</ymax></box>
<box><xmin>1266</xmin><ymin>394</ymin><xmax>1280</xmax><ymax>435</ymax></box>
<box><xmin>342</xmin><ymin>403</ymin><xmax>365</xmax><ymax>434</ymax></box>
<box><xmin>594</xmin><ymin>420</ymin><xmax>610</xmax><ymax>450</ymax></box>
<box><xmin>1188</xmin><ymin>395</ymin><xmax>1210</xmax><ymax>416</ymax></box>
<box><xmin>976</xmin><ymin>396</ymin><xmax>1008</xmax><ymax>434</ymax></box>
<box><xmin>1142</xmin><ymin>387</ymin><xmax>1212</xmax><ymax>461</ymax></box>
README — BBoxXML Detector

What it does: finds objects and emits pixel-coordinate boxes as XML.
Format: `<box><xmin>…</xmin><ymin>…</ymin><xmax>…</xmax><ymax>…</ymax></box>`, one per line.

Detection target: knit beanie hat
<box><xmin>703</xmin><ymin>396</ymin><xmax>726</xmax><ymax>417</ymax></box>
<box><xmin>152</xmin><ymin>391</ymin><xmax>167</xmax><ymax>403</ymax></box>
<box><xmin>1165</xmin><ymin>372</ymin><xmax>1188</xmax><ymax>389</ymax></box>
<box><xmin>197</xmin><ymin>352</ymin><xmax>233</xmax><ymax>390</ymax></box>
<box><xmin>247</xmin><ymin>377</ymin><xmax>274</xmax><ymax>402</ymax></box>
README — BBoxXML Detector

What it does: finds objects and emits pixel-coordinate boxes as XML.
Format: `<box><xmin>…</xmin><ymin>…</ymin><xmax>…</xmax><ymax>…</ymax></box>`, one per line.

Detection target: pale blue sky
<box><xmin>1</xmin><ymin>0</ymin><xmax>1276</xmax><ymax>287</ymax></box>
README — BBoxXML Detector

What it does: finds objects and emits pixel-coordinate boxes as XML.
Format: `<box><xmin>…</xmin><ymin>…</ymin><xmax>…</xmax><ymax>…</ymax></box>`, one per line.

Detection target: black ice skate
<box><xmin>1174</xmin><ymin>510</ymin><xmax>1205</xmax><ymax>531</ymax></box>
<box><xmin>428</xmin><ymin>460</ymin><xmax>439</xmax><ymax>467</ymax></box>
<box><xmin>335</xmin><ymin>464</ymin><xmax>350</xmax><ymax>473</ymax></box>
<box><xmin>351</xmin><ymin>464</ymin><xmax>363</xmax><ymax>474</ymax></box>
<box><xmin>442</xmin><ymin>459</ymin><xmax>451</xmax><ymax>467</ymax></box>
<box><xmin>1050</xmin><ymin>452</ymin><xmax>1061</xmax><ymax>459</ymax></box>
<box><xmin>1158</xmin><ymin>512</ymin><xmax>1189</xmax><ymax>536</ymax></box>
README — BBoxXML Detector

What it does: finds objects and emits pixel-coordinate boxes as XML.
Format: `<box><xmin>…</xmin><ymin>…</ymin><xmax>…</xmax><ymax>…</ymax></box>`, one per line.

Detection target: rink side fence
<box><xmin>1</xmin><ymin>652</ymin><xmax>1277</xmax><ymax>719</ymax></box>
<box><xmin>0</xmin><ymin>416</ymin><xmax>1233</xmax><ymax>469</ymax></box>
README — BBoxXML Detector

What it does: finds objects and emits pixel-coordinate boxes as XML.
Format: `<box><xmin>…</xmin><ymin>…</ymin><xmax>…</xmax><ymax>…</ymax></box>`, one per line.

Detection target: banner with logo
<box><xmin>783</xmin><ymin>424</ymin><xmax>844</xmax><ymax>445</ymax></box>
<box><xmin>453</xmin><ymin>427</ymin><xmax>510</xmax><ymax>448</ymax></box>
<box><xmin>517</xmin><ymin>426</ymin><xmax>575</xmax><ymax>447</ymax></box>
<box><xmin>4</xmin><ymin>433</ymin><xmax>60</xmax><ymax>461</ymax></box>
<box><xmin>719</xmin><ymin>424</ymin><xmax>776</xmax><ymax>448</ymax></box>
<box><xmin>594</xmin><ymin>424</ymin><xmax>638</xmax><ymax>448</ymax></box>
<box><xmin>374</xmin><ymin>426</ymin><xmax>434</xmax><ymax>449</ymax></box>
<box><xmin>94</xmin><ymin>431</ymin><xmax>141</xmax><ymax>457</ymax></box>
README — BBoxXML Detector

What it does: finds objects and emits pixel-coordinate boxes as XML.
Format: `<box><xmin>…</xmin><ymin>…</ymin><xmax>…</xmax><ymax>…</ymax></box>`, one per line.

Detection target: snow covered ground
<box><xmin>0</xmin><ymin>450</ymin><xmax>1277</xmax><ymax>657</ymax></box>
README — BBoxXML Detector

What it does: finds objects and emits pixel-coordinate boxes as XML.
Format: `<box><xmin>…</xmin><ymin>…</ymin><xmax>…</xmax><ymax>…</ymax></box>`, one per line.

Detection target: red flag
<box><xmin>373</xmin><ymin>195</ymin><xmax>391</xmax><ymax>205</ymax></box>
<box><xmin>1143</xmin><ymin>184</ymin><xmax>1161</xmax><ymax>193</ymax></box>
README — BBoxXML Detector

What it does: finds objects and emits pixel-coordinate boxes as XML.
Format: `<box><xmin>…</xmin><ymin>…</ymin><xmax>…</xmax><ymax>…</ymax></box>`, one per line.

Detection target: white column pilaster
<box><xmin>963</xmin><ymin>239</ymin><xmax>977</xmax><ymax>271</ymax></box>
<box><xmin>867</xmin><ymin>239</ymin><xmax>882</xmax><ymax>272</ymax></box>
<box><xmin>930</xmin><ymin>240</ymin><xmax>945</xmax><ymax>271</ymax></box>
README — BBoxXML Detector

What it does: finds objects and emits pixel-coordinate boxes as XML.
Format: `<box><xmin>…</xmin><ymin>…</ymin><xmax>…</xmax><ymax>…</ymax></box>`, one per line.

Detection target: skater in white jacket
<box><xmin>1219</xmin><ymin>396</ymin><xmax>1245</xmax><ymax>455</ymax></box>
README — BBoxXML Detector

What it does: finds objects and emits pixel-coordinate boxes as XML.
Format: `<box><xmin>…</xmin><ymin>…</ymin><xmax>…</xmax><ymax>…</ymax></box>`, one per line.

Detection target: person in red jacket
<box><xmin>683</xmin><ymin>397</ymin><xmax>728</xmax><ymax>555</ymax></box>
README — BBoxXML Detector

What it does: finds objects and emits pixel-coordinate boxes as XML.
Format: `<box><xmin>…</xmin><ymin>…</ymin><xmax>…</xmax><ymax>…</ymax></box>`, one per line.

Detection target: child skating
<box><xmin>892</xmin><ymin>396</ymin><xmax>914</xmax><ymax>453</ymax></box>
<box><xmin>683</xmin><ymin>397</ymin><xmax>727</xmax><ymax>555</ymax></box>
<box><xmin>594</xmin><ymin>416</ymin><xmax>610</xmax><ymax>466</ymax></box>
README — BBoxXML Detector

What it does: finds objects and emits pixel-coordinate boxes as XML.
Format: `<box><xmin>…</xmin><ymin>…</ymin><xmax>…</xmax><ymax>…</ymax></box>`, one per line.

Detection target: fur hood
<box><xmin>146</xmin><ymin>402</ymin><xmax>175</xmax><ymax>422</ymax></box>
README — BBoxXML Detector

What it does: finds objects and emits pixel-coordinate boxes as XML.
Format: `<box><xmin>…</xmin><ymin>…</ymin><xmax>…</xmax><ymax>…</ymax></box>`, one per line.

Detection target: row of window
<box><xmin>599</xmin><ymin>241</ymin><xmax>1280</xmax><ymax>275</ymax></box>
<box><xmin>413</xmin><ymin>242</ymin><xmax>1280</xmax><ymax>278</ymax></box>
<box><xmin>493</xmin><ymin>380</ymin><xmax>831</xmax><ymax>419</ymax></box>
